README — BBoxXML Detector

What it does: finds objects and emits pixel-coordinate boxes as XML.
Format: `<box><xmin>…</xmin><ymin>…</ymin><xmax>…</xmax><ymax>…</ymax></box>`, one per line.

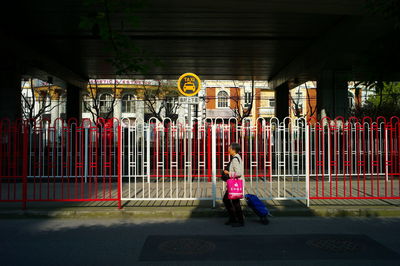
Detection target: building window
<box><xmin>59</xmin><ymin>95</ymin><xmax>66</xmax><ymax>114</ymax></box>
<box><xmin>99</xmin><ymin>93</ymin><xmax>113</xmax><ymax>116</ymax></box>
<box><xmin>144</xmin><ymin>102</ymin><xmax>152</xmax><ymax>114</ymax></box>
<box><xmin>295</xmin><ymin>103</ymin><xmax>303</xmax><ymax>114</ymax></box>
<box><xmin>22</xmin><ymin>96</ymin><xmax>32</xmax><ymax>110</ymax></box>
<box><xmin>348</xmin><ymin>91</ymin><xmax>355</xmax><ymax>109</ymax></box>
<box><xmin>122</xmin><ymin>94</ymin><xmax>136</xmax><ymax>113</ymax></box>
<box><xmin>165</xmin><ymin>97</ymin><xmax>177</xmax><ymax>116</ymax></box>
<box><xmin>82</xmin><ymin>94</ymin><xmax>92</xmax><ymax>112</ymax></box>
<box><xmin>244</xmin><ymin>92</ymin><xmax>252</xmax><ymax>107</ymax></box>
<box><xmin>217</xmin><ymin>91</ymin><xmax>229</xmax><ymax>108</ymax></box>
<box><xmin>269</xmin><ymin>99</ymin><xmax>275</xmax><ymax>107</ymax></box>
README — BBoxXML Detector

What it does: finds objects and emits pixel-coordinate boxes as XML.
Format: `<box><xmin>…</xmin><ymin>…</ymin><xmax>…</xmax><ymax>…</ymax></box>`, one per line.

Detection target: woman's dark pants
<box><xmin>223</xmin><ymin>190</ymin><xmax>244</xmax><ymax>223</ymax></box>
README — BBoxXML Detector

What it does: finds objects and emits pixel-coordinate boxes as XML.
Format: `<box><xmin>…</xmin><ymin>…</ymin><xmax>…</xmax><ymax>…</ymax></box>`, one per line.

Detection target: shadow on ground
<box><xmin>1</xmin><ymin>216</ymin><xmax>400</xmax><ymax>266</ymax></box>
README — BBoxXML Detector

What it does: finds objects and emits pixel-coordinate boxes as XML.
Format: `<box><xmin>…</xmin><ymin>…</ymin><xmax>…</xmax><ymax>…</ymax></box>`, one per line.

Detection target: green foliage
<box><xmin>367</xmin><ymin>82</ymin><xmax>400</xmax><ymax>106</ymax></box>
<box><xmin>351</xmin><ymin>82</ymin><xmax>400</xmax><ymax>118</ymax></box>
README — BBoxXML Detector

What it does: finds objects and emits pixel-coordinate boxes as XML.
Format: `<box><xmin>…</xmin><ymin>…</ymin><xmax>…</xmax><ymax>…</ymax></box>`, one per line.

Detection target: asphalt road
<box><xmin>1</xmin><ymin>217</ymin><xmax>400</xmax><ymax>266</ymax></box>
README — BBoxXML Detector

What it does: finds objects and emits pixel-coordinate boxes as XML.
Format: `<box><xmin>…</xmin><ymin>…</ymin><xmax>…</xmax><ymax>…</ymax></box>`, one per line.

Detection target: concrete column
<box><xmin>66</xmin><ymin>83</ymin><xmax>81</xmax><ymax>121</ymax></box>
<box><xmin>0</xmin><ymin>65</ymin><xmax>21</xmax><ymax>120</ymax></box>
<box><xmin>139</xmin><ymin>101</ymin><xmax>145</xmax><ymax>121</ymax></box>
<box><xmin>114</xmin><ymin>97</ymin><xmax>122</xmax><ymax>119</ymax></box>
<box><xmin>274</xmin><ymin>82</ymin><xmax>290</xmax><ymax>121</ymax></box>
<box><xmin>317</xmin><ymin>70</ymin><xmax>348</xmax><ymax>119</ymax></box>
<box><xmin>50</xmin><ymin>99</ymin><xmax>60</xmax><ymax>122</ymax></box>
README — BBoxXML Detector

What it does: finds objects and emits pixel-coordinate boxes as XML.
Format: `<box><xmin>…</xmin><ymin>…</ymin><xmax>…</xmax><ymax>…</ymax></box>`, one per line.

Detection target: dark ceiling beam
<box><xmin>149</xmin><ymin>0</ymin><xmax>365</xmax><ymax>16</ymax></box>
<box><xmin>268</xmin><ymin>16</ymin><xmax>392</xmax><ymax>89</ymax></box>
<box><xmin>18</xmin><ymin>0</ymin><xmax>365</xmax><ymax>16</ymax></box>
<box><xmin>21</xmin><ymin>35</ymin><xmax>313</xmax><ymax>41</ymax></box>
<box><xmin>0</xmin><ymin>33</ymin><xmax>88</xmax><ymax>89</ymax></box>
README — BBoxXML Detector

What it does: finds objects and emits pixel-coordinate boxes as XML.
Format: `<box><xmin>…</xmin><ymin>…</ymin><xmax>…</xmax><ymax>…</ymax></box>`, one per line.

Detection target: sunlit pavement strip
<box><xmin>1</xmin><ymin>206</ymin><xmax>400</xmax><ymax>219</ymax></box>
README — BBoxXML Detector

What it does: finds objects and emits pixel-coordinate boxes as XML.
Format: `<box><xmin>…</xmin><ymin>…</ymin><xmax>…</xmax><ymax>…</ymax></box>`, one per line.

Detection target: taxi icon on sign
<box><xmin>183</xmin><ymin>82</ymin><xmax>196</xmax><ymax>92</ymax></box>
<box><xmin>177</xmin><ymin>73</ymin><xmax>201</xmax><ymax>96</ymax></box>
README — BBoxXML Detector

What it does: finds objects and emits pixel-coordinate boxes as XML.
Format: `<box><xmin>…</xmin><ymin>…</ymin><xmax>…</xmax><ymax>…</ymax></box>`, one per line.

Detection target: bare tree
<box><xmin>21</xmin><ymin>78</ymin><xmax>64</xmax><ymax>123</ymax></box>
<box><xmin>304</xmin><ymin>82</ymin><xmax>317</xmax><ymax>119</ymax></box>
<box><xmin>289</xmin><ymin>86</ymin><xmax>303</xmax><ymax>118</ymax></box>
<box><xmin>83</xmin><ymin>79</ymin><xmax>119</xmax><ymax>121</ymax></box>
<box><xmin>289</xmin><ymin>82</ymin><xmax>317</xmax><ymax>119</ymax></box>
<box><xmin>142</xmin><ymin>80</ymin><xmax>181</xmax><ymax>122</ymax></box>
<box><xmin>230</xmin><ymin>78</ymin><xmax>258</xmax><ymax>123</ymax></box>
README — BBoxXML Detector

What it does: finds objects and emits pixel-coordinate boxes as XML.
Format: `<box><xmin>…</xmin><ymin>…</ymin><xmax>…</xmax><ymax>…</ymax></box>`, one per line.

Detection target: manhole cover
<box><xmin>307</xmin><ymin>238</ymin><xmax>367</xmax><ymax>253</ymax></box>
<box><xmin>158</xmin><ymin>238</ymin><xmax>216</xmax><ymax>255</ymax></box>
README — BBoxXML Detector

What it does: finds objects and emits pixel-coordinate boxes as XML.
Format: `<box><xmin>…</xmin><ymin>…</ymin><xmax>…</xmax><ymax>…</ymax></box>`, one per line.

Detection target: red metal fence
<box><xmin>0</xmin><ymin>116</ymin><xmax>399</xmax><ymax>208</ymax></box>
<box><xmin>0</xmin><ymin>118</ymin><xmax>121</xmax><ymax>209</ymax></box>
<box><xmin>308</xmin><ymin>117</ymin><xmax>400</xmax><ymax>200</ymax></box>
<box><xmin>0</xmin><ymin>119</ymin><xmax>28</xmax><ymax>207</ymax></box>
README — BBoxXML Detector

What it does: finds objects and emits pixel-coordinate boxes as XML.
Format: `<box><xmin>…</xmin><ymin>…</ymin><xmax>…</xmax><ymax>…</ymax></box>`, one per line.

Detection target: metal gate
<box><xmin>121</xmin><ymin>118</ymin><xmax>213</xmax><ymax>201</ymax></box>
<box><xmin>121</xmin><ymin>117</ymin><xmax>308</xmax><ymax>205</ymax></box>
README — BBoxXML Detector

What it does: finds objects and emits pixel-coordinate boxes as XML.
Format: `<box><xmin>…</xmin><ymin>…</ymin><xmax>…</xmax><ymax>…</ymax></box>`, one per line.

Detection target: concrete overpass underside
<box><xmin>0</xmin><ymin>0</ymin><xmax>399</xmax><ymax>119</ymax></box>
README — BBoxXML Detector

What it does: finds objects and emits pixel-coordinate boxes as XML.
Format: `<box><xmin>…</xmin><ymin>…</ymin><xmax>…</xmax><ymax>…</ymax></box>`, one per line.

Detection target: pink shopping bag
<box><xmin>227</xmin><ymin>177</ymin><xmax>243</xmax><ymax>200</ymax></box>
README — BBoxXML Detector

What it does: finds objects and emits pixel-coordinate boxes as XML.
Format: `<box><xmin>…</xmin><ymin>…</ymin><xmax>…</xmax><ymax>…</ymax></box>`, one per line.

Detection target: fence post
<box><xmin>22</xmin><ymin>123</ymin><xmax>29</xmax><ymax>210</ymax></box>
<box><xmin>212</xmin><ymin>124</ymin><xmax>217</xmax><ymax>208</ymax></box>
<box><xmin>385</xmin><ymin>124</ymin><xmax>389</xmax><ymax>182</ymax></box>
<box><xmin>84</xmin><ymin>127</ymin><xmax>89</xmax><ymax>183</ymax></box>
<box><xmin>305</xmin><ymin>121</ymin><xmax>310</xmax><ymax>207</ymax></box>
<box><xmin>146</xmin><ymin>124</ymin><xmax>151</xmax><ymax>184</ymax></box>
<box><xmin>117</xmin><ymin>122</ymin><xmax>122</xmax><ymax>209</ymax></box>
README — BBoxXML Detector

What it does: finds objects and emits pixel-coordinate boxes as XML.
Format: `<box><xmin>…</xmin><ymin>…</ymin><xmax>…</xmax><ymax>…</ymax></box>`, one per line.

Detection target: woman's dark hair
<box><xmin>230</xmin><ymin>142</ymin><xmax>241</xmax><ymax>153</ymax></box>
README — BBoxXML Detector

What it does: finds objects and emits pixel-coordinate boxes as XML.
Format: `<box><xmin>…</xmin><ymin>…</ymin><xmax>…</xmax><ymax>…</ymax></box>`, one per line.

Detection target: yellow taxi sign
<box><xmin>177</xmin><ymin>73</ymin><xmax>201</xmax><ymax>96</ymax></box>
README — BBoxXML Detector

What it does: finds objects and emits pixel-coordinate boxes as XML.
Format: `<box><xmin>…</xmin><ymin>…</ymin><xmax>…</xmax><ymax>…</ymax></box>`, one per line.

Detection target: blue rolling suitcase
<box><xmin>245</xmin><ymin>194</ymin><xmax>271</xmax><ymax>224</ymax></box>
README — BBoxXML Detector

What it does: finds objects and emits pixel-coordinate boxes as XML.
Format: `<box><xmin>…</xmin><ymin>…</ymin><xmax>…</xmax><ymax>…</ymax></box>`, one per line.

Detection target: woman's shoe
<box><xmin>260</xmin><ymin>216</ymin><xmax>270</xmax><ymax>225</ymax></box>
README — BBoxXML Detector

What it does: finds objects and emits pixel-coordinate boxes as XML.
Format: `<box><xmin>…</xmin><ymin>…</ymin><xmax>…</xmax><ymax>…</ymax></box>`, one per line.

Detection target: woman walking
<box><xmin>222</xmin><ymin>142</ymin><xmax>244</xmax><ymax>227</ymax></box>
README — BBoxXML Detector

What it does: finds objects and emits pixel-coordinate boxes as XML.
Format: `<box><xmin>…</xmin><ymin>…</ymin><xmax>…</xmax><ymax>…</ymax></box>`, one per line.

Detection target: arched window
<box><xmin>348</xmin><ymin>90</ymin><xmax>355</xmax><ymax>108</ymax></box>
<box><xmin>122</xmin><ymin>94</ymin><xmax>136</xmax><ymax>113</ymax></box>
<box><xmin>82</xmin><ymin>94</ymin><xmax>92</xmax><ymax>112</ymax></box>
<box><xmin>217</xmin><ymin>91</ymin><xmax>229</xmax><ymax>108</ymax></box>
<box><xmin>59</xmin><ymin>94</ymin><xmax>66</xmax><ymax>114</ymax></box>
<box><xmin>99</xmin><ymin>93</ymin><xmax>113</xmax><ymax>115</ymax></box>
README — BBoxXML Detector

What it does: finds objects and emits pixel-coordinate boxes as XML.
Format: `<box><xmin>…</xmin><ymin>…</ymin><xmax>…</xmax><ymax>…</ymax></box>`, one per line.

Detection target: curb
<box><xmin>1</xmin><ymin>207</ymin><xmax>400</xmax><ymax>219</ymax></box>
